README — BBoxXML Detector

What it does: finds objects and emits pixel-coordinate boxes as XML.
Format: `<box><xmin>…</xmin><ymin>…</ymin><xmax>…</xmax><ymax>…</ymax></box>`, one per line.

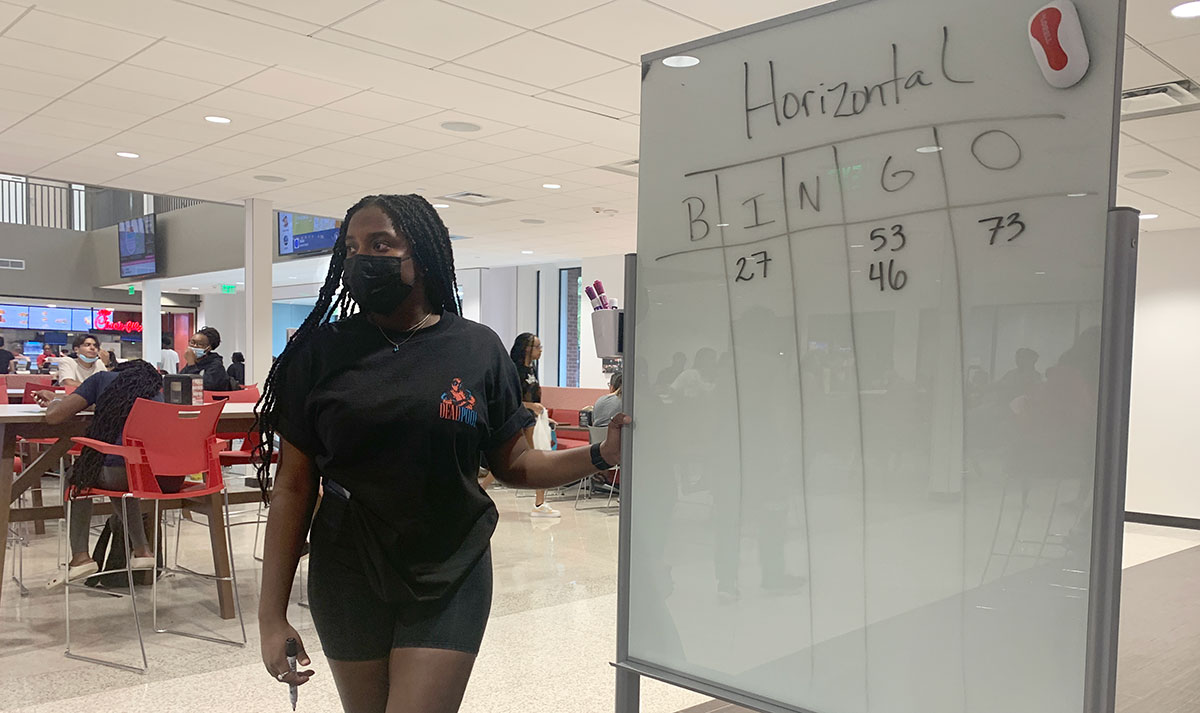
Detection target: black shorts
<box><xmin>307</xmin><ymin>546</ymin><xmax>493</xmax><ymax>661</ymax></box>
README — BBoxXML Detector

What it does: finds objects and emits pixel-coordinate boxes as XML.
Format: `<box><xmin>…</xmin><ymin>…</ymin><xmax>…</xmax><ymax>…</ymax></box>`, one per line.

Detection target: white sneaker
<box><xmin>530</xmin><ymin>503</ymin><xmax>561</xmax><ymax>518</ymax></box>
<box><xmin>130</xmin><ymin>555</ymin><xmax>156</xmax><ymax>570</ymax></box>
<box><xmin>45</xmin><ymin>560</ymin><xmax>99</xmax><ymax>589</ymax></box>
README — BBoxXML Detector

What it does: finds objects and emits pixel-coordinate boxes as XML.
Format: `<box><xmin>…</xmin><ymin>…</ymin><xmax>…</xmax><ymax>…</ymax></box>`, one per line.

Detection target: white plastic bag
<box><xmin>532</xmin><ymin>409</ymin><xmax>553</xmax><ymax>451</ymax></box>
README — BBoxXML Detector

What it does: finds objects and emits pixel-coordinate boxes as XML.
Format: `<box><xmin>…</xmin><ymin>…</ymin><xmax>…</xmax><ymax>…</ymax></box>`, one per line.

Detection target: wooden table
<box><xmin>0</xmin><ymin>402</ymin><xmax>259</xmax><ymax>618</ymax></box>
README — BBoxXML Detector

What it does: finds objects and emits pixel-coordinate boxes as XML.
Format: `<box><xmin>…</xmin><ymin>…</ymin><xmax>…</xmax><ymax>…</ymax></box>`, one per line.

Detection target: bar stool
<box><xmin>63</xmin><ymin>398</ymin><xmax>245</xmax><ymax>673</ymax></box>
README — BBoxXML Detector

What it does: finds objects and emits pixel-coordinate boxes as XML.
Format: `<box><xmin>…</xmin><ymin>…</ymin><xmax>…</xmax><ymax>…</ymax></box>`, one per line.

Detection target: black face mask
<box><xmin>343</xmin><ymin>255</ymin><xmax>414</xmax><ymax>315</ymax></box>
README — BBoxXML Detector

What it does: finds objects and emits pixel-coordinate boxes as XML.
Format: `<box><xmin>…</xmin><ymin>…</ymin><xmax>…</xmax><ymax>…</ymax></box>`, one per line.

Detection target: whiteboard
<box><xmin>627</xmin><ymin>0</ymin><xmax>1124</xmax><ymax>712</ymax></box>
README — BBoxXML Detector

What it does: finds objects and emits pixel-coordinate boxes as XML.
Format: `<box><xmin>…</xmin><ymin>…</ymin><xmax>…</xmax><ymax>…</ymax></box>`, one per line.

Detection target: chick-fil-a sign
<box><xmin>94</xmin><ymin>309</ymin><xmax>143</xmax><ymax>333</ymax></box>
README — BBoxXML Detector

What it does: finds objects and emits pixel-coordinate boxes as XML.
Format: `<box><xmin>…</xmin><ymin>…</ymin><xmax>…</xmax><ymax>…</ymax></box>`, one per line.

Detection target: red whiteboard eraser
<box><xmin>1029</xmin><ymin>0</ymin><xmax>1090</xmax><ymax>88</ymax></box>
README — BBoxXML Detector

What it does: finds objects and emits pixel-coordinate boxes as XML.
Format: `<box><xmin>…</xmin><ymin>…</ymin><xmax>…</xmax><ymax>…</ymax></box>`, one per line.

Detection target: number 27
<box><xmin>735</xmin><ymin>251</ymin><xmax>771</xmax><ymax>282</ymax></box>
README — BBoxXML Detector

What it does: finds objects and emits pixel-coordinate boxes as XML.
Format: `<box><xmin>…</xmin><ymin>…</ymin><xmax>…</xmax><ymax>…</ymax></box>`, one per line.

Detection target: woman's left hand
<box><xmin>599</xmin><ymin>413</ymin><xmax>631</xmax><ymax>466</ymax></box>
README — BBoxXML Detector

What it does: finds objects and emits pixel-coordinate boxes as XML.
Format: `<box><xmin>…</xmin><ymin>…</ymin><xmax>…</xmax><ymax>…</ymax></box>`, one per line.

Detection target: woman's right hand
<box><xmin>260</xmin><ymin>620</ymin><xmax>314</xmax><ymax>687</ymax></box>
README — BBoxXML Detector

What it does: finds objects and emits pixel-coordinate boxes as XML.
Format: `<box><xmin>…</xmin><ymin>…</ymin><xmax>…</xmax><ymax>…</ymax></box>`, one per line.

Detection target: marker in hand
<box><xmin>286</xmin><ymin>638</ymin><xmax>299</xmax><ymax>711</ymax></box>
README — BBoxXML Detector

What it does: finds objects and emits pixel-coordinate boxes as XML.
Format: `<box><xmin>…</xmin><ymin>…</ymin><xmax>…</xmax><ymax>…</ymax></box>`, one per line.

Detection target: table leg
<box><xmin>0</xmin><ymin>426</ymin><xmax>14</xmax><ymax>610</ymax></box>
<box><xmin>30</xmin><ymin>487</ymin><xmax>44</xmax><ymax>535</ymax></box>
<box><xmin>207</xmin><ymin>492</ymin><xmax>235</xmax><ymax>620</ymax></box>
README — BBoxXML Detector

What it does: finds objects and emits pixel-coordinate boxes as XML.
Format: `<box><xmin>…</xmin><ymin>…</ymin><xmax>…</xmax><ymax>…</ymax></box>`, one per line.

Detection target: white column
<box><xmin>141</xmin><ymin>279</ymin><xmax>162</xmax><ymax>366</ymax></box>
<box><xmin>244</xmin><ymin>198</ymin><xmax>273</xmax><ymax>385</ymax></box>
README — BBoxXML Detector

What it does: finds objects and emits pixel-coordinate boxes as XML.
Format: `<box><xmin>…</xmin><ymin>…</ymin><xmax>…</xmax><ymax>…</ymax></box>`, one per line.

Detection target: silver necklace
<box><xmin>374</xmin><ymin>313</ymin><xmax>434</xmax><ymax>353</ymax></box>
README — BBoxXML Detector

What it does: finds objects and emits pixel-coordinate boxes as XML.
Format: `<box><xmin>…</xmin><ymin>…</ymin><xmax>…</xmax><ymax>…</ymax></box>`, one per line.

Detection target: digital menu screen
<box><xmin>0</xmin><ymin>304</ymin><xmax>29</xmax><ymax>328</ymax></box>
<box><xmin>118</xmin><ymin>214</ymin><xmax>159</xmax><ymax>278</ymax></box>
<box><xmin>27</xmin><ymin>307</ymin><xmax>72</xmax><ymax>331</ymax></box>
<box><xmin>71</xmin><ymin>308</ymin><xmax>94</xmax><ymax>331</ymax></box>
<box><xmin>279</xmin><ymin>211</ymin><xmax>340</xmax><ymax>256</ymax></box>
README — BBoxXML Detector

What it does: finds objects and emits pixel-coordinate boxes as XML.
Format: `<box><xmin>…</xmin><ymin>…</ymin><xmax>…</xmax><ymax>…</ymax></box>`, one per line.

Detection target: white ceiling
<box><xmin>1</xmin><ymin>0</ymin><xmax>1200</xmax><ymax>284</ymax></box>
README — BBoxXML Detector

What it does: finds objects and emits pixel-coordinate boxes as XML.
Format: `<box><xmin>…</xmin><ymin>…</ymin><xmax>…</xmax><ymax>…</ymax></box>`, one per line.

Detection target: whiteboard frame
<box><xmin>618</xmin><ymin>0</ymin><xmax>1132</xmax><ymax>712</ymax></box>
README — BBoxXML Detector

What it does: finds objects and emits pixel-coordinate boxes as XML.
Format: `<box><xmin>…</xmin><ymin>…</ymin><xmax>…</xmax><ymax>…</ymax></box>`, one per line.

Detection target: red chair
<box><xmin>64</xmin><ymin>399</ymin><xmax>245</xmax><ymax>672</ymax></box>
<box><xmin>203</xmin><ymin>384</ymin><xmax>259</xmax><ymax>404</ymax></box>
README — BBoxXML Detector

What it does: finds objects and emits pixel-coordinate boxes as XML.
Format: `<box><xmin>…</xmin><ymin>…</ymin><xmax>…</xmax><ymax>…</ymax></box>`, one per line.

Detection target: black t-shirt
<box><xmin>516</xmin><ymin>363</ymin><xmax>540</xmax><ymax>403</ymax></box>
<box><xmin>0</xmin><ymin>349</ymin><xmax>14</xmax><ymax>374</ymax></box>
<box><xmin>277</xmin><ymin>312</ymin><xmax>533</xmax><ymax>603</ymax></box>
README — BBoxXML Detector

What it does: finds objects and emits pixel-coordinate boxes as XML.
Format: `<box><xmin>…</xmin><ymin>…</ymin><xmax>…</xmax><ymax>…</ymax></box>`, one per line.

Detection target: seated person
<box><xmin>227</xmin><ymin>351</ymin><xmax>246</xmax><ymax>388</ymax></box>
<box><xmin>592</xmin><ymin>372</ymin><xmax>623</xmax><ymax>427</ymax></box>
<box><xmin>58</xmin><ymin>334</ymin><xmax>107</xmax><ymax>388</ymax></box>
<box><xmin>40</xmin><ymin>361</ymin><xmax>164</xmax><ymax>587</ymax></box>
<box><xmin>35</xmin><ymin>343</ymin><xmax>56</xmax><ymax>370</ymax></box>
<box><xmin>181</xmin><ymin>326</ymin><xmax>235</xmax><ymax>392</ymax></box>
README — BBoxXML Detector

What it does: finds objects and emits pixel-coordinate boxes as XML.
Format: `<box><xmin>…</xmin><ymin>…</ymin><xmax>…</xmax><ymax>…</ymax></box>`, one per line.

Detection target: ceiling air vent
<box><xmin>1121</xmin><ymin>81</ymin><xmax>1199</xmax><ymax>117</ymax></box>
<box><xmin>598</xmin><ymin>159</ymin><xmax>639</xmax><ymax>177</ymax></box>
<box><xmin>0</xmin><ymin>258</ymin><xmax>26</xmax><ymax>270</ymax></box>
<box><xmin>439</xmin><ymin>191</ymin><xmax>511</xmax><ymax>207</ymax></box>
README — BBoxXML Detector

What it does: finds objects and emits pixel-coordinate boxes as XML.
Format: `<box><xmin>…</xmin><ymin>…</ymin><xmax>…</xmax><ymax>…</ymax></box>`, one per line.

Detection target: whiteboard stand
<box><xmin>616</xmin><ymin>251</ymin><xmax>639</xmax><ymax>713</ymax></box>
<box><xmin>1084</xmin><ymin>206</ymin><xmax>1139</xmax><ymax>713</ymax></box>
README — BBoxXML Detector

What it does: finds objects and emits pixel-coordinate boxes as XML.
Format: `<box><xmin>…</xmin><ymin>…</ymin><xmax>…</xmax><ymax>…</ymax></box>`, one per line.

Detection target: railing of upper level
<box><xmin>0</xmin><ymin>175</ymin><xmax>207</xmax><ymax>232</ymax></box>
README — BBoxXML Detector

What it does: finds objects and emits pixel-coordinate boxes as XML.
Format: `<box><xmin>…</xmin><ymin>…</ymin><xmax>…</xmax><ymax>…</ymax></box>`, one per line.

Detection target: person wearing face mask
<box><xmin>181</xmin><ymin>326</ymin><xmax>235</xmax><ymax>392</ymax></box>
<box><xmin>58</xmin><ymin>333</ymin><xmax>107</xmax><ymax>387</ymax></box>
<box><xmin>253</xmin><ymin>194</ymin><xmax>629</xmax><ymax>713</ymax></box>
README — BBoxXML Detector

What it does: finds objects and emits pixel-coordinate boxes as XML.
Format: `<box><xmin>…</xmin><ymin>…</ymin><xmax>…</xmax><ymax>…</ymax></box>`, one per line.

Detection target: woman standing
<box><xmin>509</xmin><ymin>333</ymin><xmax>559</xmax><ymax>518</ymax></box>
<box><xmin>254</xmin><ymin>194</ymin><xmax>626</xmax><ymax>713</ymax></box>
<box><xmin>57</xmin><ymin>334</ymin><xmax>107</xmax><ymax>388</ymax></box>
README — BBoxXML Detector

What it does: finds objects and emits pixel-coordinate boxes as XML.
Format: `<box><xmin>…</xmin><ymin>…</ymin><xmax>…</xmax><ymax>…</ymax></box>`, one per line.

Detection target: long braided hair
<box><xmin>509</xmin><ymin>333</ymin><xmax>540</xmax><ymax>402</ymax></box>
<box><xmin>71</xmin><ymin>360</ymin><xmax>163</xmax><ymax>491</ymax></box>
<box><xmin>252</xmin><ymin>194</ymin><xmax>462</xmax><ymax>502</ymax></box>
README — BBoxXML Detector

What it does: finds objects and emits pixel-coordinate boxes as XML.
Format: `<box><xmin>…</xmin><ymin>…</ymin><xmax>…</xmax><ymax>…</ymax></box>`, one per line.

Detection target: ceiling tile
<box><xmin>434</xmin><ymin>63</ymin><xmax>544</xmax><ymax>95</ymax></box>
<box><xmin>252</xmin><ymin>157</ymin><xmax>340</xmax><ymax>181</ymax></box>
<box><xmin>250</xmin><ymin>120</ymin><xmax>352</xmax><ymax>147</ymax></box>
<box><xmin>480</xmin><ymin>128</ymin><xmax>579</xmax><ymax>153</ymax></box>
<box><xmin>541</xmin><ymin>0</ymin><xmax>712</xmax><ymax>63</ymax></box>
<box><xmin>1122</xmin><ymin>45</ymin><xmax>1183</xmax><ymax>90</ymax></box>
<box><xmin>331</xmin><ymin>0</ymin><xmax>522</xmax><ymax>61</ymax></box>
<box><xmin>0</xmin><ymin>38</ymin><xmax>115</xmax><ymax>80</ymax></box>
<box><xmin>554</xmin><ymin>65</ymin><xmax>641</xmax><ymax>114</ymax></box>
<box><xmin>1147</xmin><ymin>33</ymin><xmax>1200</xmax><ymax>78</ymax></box>
<box><xmin>128</xmin><ymin>41</ymin><xmax>267</xmax><ymax>85</ymax></box>
<box><xmin>287</xmin><ymin>107</ymin><xmax>393</xmax><ymax>135</ymax></box>
<box><xmin>1153</xmin><ymin>136</ymin><xmax>1200</xmax><ymax>165</ymax></box>
<box><xmin>449</xmin><ymin>164</ymin><xmax>539</xmax><ymax>185</ymax></box>
<box><xmin>16</xmin><ymin>115</ymin><xmax>114</xmax><ymax>141</ymax></box>
<box><xmin>231</xmin><ymin>0</ymin><xmax>379</xmax><ymax>29</ymax></box>
<box><xmin>364</xmin><ymin>123</ymin><xmax>467</xmax><ymax>150</ymax></box>
<box><xmin>290</xmin><ymin>146</ymin><xmax>382</xmax><ymax>170</ymax></box>
<box><xmin>503</xmin><ymin>154</ymin><xmax>584</xmax><ymax>177</ymax></box>
<box><xmin>454</xmin><ymin>32</ymin><xmax>625</xmax><ymax>90</ymax></box>
<box><xmin>396</xmin><ymin>150</ymin><xmax>483</xmax><ymax>174</ymax></box>
<box><xmin>1126</xmin><ymin>0</ymin><xmax>1200</xmax><ymax>45</ymax></box>
<box><xmin>404</xmin><ymin>110</ymin><xmax>518</xmax><ymax>139</ymax></box>
<box><xmin>185</xmin><ymin>144</ymin><xmax>281</xmax><ymax>168</ymax></box>
<box><xmin>0</xmin><ymin>2</ymin><xmax>25</xmax><ymax>28</ymax></box>
<box><xmin>441</xmin><ymin>0</ymin><xmax>610</xmax><ymax>29</ymax></box>
<box><xmin>437</xmin><ymin>140</ymin><xmax>529</xmax><ymax>164</ymax></box>
<box><xmin>0</xmin><ymin>129</ymin><xmax>91</xmax><ymax>153</ymax></box>
<box><xmin>537</xmin><ymin>91</ymin><xmax>629</xmax><ymax>119</ymax></box>
<box><xmin>214</xmin><ymin>133</ymin><xmax>312</xmax><ymax>159</ymax></box>
<box><xmin>92</xmin><ymin>65</ymin><xmax>224</xmax><ymax>103</ymax></box>
<box><xmin>203</xmin><ymin>88</ymin><xmax>313</xmax><ymax>120</ymax></box>
<box><xmin>36</xmin><ymin>100</ymin><xmax>147</xmax><ymax>131</ymax></box>
<box><xmin>557</xmin><ymin>166</ymin><xmax>637</xmax><ymax>187</ymax></box>
<box><xmin>542</xmin><ymin>142</ymin><xmax>634</xmax><ymax>167</ymax></box>
<box><xmin>312</xmin><ymin>29</ymin><xmax>442</xmax><ymax>69</ymax></box>
<box><xmin>65</xmin><ymin>82</ymin><xmax>182</xmax><ymax>115</ymax></box>
<box><xmin>0</xmin><ymin>87</ymin><xmax>53</xmax><ymax>113</ymax></box>
<box><xmin>324</xmin><ymin>91</ymin><xmax>444</xmax><ymax>123</ymax></box>
<box><xmin>645</xmin><ymin>0</ymin><xmax>822</xmax><ymax>31</ymax></box>
<box><xmin>322</xmin><ymin>136</ymin><xmax>422</xmax><ymax>160</ymax></box>
<box><xmin>5</xmin><ymin>9</ymin><xmax>154</xmax><ymax>61</ymax></box>
<box><xmin>1123</xmin><ymin>112</ymin><xmax>1200</xmax><ymax>143</ymax></box>
<box><xmin>234</xmin><ymin>67</ymin><xmax>363</xmax><ymax>106</ymax></box>
<box><xmin>0</xmin><ymin>66</ymin><xmax>82</xmax><ymax>98</ymax></box>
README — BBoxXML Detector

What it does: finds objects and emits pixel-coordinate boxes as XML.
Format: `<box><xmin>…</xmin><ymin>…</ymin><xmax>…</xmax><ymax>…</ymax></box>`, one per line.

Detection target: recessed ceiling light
<box><xmin>717</xmin><ymin>223</ymin><xmax>730</xmax><ymax>227</ymax></box>
<box><xmin>431</xmin><ymin>203</ymin><xmax>450</xmax><ymax>208</ymax></box>
<box><xmin>1125</xmin><ymin>169</ymin><xmax>1171</xmax><ymax>179</ymax></box>
<box><xmin>1035</xmin><ymin>271</ymin><xmax>1047</xmax><ymax>275</ymax></box>
<box><xmin>1172</xmin><ymin>1</ymin><xmax>1200</xmax><ymax>18</ymax></box>
<box><xmin>849</xmin><ymin>244</ymin><xmax>865</xmax><ymax>248</ymax></box>
<box><xmin>520</xmin><ymin>218</ymin><xmax>546</xmax><ymax>224</ymax></box>
<box><xmin>254</xmin><ymin>175</ymin><xmax>287</xmax><ymax>182</ymax></box>
<box><xmin>189</xmin><ymin>287</ymin><xmax>199</xmax><ymax>290</ymax></box>
<box><xmin>288</xmin><ymin>276</ymin><xmax>298</xmax><ymax>280</ymax></box>
<box><xmin>521</xmin><ymin>250</ymin><xmax>535</xmax><ymax>255</ymax></box>
<box><xmin>1067</xmin><ymin>192</ymin><xmax>1088</xmax><ymax>197</ymax></box>
<box><xmin>542</xmin><ymin>183</ymin><xmax>561</xmax><ymax>189</ymax></box>
<box><xmin>915</xmin><ymin>145</ymin><xmax>943</xmax><ymax>153</ymax></box>
<box><xmin>1139</xmin><ymin>213</ymin><xmax>1160</xmax><ymax>220</ymax></box>
<box><xmin>46</xmin><ymin>304</ymin><xmax>56</xmax><ymax>308</ymax></box>
<box><xmin>440</xmin><ymin>121</ymin><xmax>482</xmax><ymax>132</ymax></box>
<box><xmin>236</xmin><ymin>281</ymin><xmax>244</xmax><ymax>285</ymax></box>
<box><xmin>116</xmin><ymin>151</ymin><xmax>139</xmax><ymax>159</ymax></box>
<box><xmin>205</xmin><ymin>115</ymin><xmax>232</xmax><ymax>124</ymax></box>
<box><xmin>662</xmin><ymin>55</ymin><xmax>700</xmax><ymax>68</ymax></box>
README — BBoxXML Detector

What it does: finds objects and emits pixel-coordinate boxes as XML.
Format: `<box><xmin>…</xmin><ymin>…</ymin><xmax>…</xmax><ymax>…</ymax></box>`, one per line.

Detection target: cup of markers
<box><xmin>586</xmin><ymin>281</ymin><xmax>619</xmax><ymax>312</ymax></box>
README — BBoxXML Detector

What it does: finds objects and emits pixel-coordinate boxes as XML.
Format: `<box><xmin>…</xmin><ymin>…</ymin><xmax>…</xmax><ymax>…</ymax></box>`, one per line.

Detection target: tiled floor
<box><xmin>4</xmin><ymin>483</ymin><xmax>1199</xmax><ymax>713</ymax></box>
<box><xmin>675</xmin><ymin>523</ymin><xmax>1200</xmax><ymax>713</ymax></box>
<box><xmin>0</xmin><ymin>483</ymin><xmax>706</xmax><ymax>713</ymax></box>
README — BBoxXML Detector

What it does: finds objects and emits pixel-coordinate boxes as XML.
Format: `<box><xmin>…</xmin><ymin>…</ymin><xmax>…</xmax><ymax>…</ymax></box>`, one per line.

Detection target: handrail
<box><xmin>0</xmin><ymin>175</ymin><xmax>208</xmax><ymax>232</ymax></box>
